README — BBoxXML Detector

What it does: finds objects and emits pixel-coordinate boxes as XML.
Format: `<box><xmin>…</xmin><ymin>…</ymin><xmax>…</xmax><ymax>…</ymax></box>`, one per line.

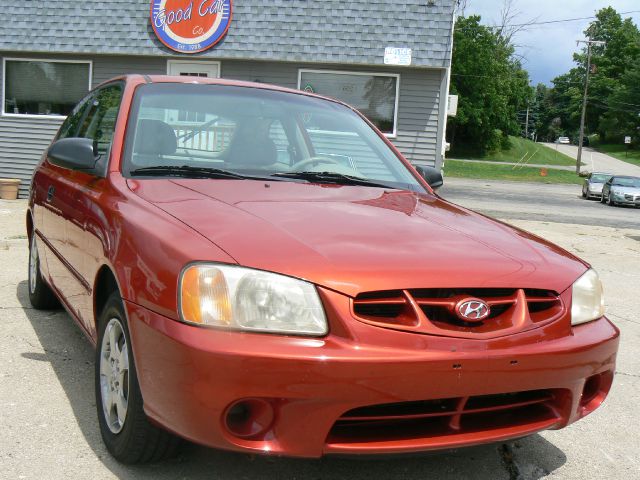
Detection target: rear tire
<box><xmin>28</xmin><ymin>233</ymin><xmax>60</xmax><ymax>310</ymax></box>
<box><xmin>96</xmin><ymin>292</ymin><xmax>181</xmax><ymax>464</ymax></box>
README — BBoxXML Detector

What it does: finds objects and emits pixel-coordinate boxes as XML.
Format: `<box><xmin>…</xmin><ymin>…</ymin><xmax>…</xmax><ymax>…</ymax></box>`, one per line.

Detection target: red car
<box><xmin>27</xmin><ymin>75</ymin><xmax>619</xmax><ymax>464</ymax></box>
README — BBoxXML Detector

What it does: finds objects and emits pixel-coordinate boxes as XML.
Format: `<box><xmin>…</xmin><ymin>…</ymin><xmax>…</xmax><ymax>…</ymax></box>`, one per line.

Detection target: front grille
<box><xmin>327</xmin><ymin>389</ymin><xmax>568</xmax><ymax>447</ymax></box>
<box><xmin>352</xmin><ymin>288</ymin><xmax>563</xmax><ymax>339</ymax></box>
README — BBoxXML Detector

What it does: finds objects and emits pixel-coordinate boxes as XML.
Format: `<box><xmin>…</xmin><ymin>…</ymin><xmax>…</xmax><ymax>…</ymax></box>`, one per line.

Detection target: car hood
<box><xmin>611</xmin><ymin>186</ymin><xmax>640</xmax><ymax>195</ymax></box>
<box><xmin>127</xmin><ymin>179</ymin><xmax>587</xmax><ymax>297</ymax></box>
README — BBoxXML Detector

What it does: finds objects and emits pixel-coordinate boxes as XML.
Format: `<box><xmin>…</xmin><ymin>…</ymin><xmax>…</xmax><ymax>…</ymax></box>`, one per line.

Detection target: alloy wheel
<box><xmin>99</xmin><ymin>318</ymin><xmax>130</xmax><ymax>434</ymax></box>
<box><xmin>29</xmin><ymin>235</ymin><xmax>38</xmax><ymax>294</ymax></box>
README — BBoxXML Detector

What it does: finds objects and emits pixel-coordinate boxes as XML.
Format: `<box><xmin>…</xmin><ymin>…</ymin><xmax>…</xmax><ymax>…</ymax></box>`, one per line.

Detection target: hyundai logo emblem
<box><xmin>455</xmin><ymin>298</ymin><xmax>490</xmax><ymax>322</ymax></box>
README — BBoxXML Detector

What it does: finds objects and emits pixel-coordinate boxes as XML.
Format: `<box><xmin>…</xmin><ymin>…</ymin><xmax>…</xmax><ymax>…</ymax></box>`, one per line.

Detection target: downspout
<box><xmin>437</xmin><ymin>0</ymin><xmax>457</xmax><ymax>172</ymax></box>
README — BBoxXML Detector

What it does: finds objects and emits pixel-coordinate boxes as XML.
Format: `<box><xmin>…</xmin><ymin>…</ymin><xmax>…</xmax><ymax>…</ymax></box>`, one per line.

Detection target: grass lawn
<box><xmin>444</xmin><ymin>159</ymin><xmax>583</xmax><ymax>184</ymax></box>
<box><xmin>596</xmin><ymin>144</ymin><xmax>640</xmax><ymax>167</ymax></box>
<box><xmin>450</xmin><ymin>136</ymin><xmax>577</xmax><ymax>166</ymax></box>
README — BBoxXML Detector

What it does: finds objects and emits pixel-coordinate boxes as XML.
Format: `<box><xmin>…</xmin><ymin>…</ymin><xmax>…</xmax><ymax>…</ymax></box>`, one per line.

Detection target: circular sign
<box><xmin>150</xmin><ymin>0</ymin><xmax>233</xmax><ymax>54</ymax></box>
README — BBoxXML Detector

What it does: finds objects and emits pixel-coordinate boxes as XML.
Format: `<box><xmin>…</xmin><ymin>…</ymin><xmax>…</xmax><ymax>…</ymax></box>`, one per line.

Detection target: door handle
<box><xmin>47</xmin><ymin>185</ymin><xmax>55</xmax><ymax>202</ymax></box>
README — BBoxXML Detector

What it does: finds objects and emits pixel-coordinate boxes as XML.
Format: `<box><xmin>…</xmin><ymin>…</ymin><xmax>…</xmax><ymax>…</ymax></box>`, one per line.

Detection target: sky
<box><xmin>462</xmin><ymin>0</ymin><xmax>640</xmax><ymax>85</ymax></box>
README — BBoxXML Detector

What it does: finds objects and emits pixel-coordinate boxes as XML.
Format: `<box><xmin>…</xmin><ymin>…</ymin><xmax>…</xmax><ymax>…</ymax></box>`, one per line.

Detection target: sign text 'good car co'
<box><xmin>150</xmin><ymin>0</ymin><xmax>232</xmax><ymax>53</ymax></box>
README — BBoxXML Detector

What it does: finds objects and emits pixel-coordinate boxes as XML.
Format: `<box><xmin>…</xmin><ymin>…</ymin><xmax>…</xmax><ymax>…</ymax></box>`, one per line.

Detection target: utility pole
<box><xmin>525</xmin><ymin>105</ymin><xmax>530</xmax><ymax>139</ymax></box>
<box><xmin>576</xmin><ymin>38</ymin><xmax>606</xmax><ymax>175</ymax></box>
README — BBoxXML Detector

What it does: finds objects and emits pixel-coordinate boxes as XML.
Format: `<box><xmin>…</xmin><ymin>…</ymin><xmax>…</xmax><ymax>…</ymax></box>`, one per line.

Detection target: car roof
<box><xmin>611</xmin><ymin>175</ymin><xmax>640</xmax><ymax>179</ymax></box>
<box><xmin>97</xmin><ymin>74</ymin><xmax>349</xmax><ymax>109</ymax></box>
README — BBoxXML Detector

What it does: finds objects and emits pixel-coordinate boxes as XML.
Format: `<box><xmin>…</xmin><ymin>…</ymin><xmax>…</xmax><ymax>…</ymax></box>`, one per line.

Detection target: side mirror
<box><xmin>47</xmin><ymin>138</ymin><xmax>99</xmax><ymax>174</ymax></box>
<box><xmin>415</xmin><ymin>165</ymin><xmax>444</xmax><ymax>191</ymax></box>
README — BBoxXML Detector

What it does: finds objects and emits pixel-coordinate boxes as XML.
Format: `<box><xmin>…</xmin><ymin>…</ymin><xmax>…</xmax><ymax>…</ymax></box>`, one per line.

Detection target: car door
<box><xmin>602</xmin><ymin>178</ymin><xmax>613</xmax><ymax>200</ymax></box>
<box><xmin>37</xmin><ymin>92</ymin><xmax>95</xmax><ymax>310</ymax></box>
<box><xmin>63</xmin><ymin>82</ymin><xmax>124</xmax><ymax>335</ymax></box>
<box><xmin>583</xmin><ymin>174</ymin><xmax>591</xmax><ymax>195</ymax></box>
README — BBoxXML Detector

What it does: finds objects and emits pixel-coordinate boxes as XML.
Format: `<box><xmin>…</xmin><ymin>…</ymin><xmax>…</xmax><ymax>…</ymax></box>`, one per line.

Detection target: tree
<box><xmin>544</xmin><ymin>8</ymin><xmax>640</xmax><ymax>142</ymax></box>
<box><xmin>600</xmin><ymin>65</ymin><xmax>640</xmax><ymax>144</ymax></box>
<box><xmin>447</xmin><ymin>15</ymin><xmax>533</xmax><ymax>154</ymax></box>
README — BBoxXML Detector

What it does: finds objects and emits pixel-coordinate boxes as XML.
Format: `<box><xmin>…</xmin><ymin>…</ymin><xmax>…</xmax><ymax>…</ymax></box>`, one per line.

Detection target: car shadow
<box><xmin>17</xmin><ymin>280</ymin><xmax>566</xmax><ymax>479</ymax></box>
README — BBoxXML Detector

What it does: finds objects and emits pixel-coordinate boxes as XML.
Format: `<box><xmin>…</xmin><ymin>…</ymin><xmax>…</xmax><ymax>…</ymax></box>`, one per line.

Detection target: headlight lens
<box><xmin>571</xmin><ymin>269</ymin><xmax>605</xmax><ymax>326</ymax></box>
<box><xmin>179</xmin><ymin>264</ymin><xmax>327</xmax><ymax>336</ymax></box>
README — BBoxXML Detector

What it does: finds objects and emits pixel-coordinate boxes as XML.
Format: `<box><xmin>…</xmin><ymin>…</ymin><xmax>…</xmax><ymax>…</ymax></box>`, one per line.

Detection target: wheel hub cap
<box><xmin>99</xmin><ymin>318</ymin><xmax>130</xmax><ymax>434</ymax></box>
<box><xmin>29</xmin><ymin>235</ymin><xmax>38</xmax><ymax>294</ymax></box>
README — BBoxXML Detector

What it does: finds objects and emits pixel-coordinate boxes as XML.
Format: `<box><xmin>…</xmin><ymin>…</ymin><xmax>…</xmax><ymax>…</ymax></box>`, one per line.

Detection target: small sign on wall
<box><xmin>384</xmin><ymin>47</ymin><xmax>412</xmax><ymax>66</ymax></box>
<box><xmin>447</xmin><ymin>95</ymin><xmax>459</xmax><ymax>117</ymax></box>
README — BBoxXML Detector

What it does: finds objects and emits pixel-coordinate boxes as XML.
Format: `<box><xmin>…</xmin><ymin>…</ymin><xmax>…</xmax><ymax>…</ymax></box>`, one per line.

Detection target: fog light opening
<box><xmin>224</xmin><ymin>399</ymin><xmax>275</xmax><ymax>439</ymax></box>
<box><xmin>578</xmin><ymin>370</ymin><xmax>615</xmax><ymax>419</ymax></box>
<box><xmin>580</xmin><ymin>374</ymin><xmax>602</xmax><ymax>407</ymax></box>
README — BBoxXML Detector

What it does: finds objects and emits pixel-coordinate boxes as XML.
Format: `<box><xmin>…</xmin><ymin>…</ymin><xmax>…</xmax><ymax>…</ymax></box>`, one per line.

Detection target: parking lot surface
<box><xmin>1</xmin><ymin>179</ymin><xmax>639</xmax><ymax>479</ymax></box>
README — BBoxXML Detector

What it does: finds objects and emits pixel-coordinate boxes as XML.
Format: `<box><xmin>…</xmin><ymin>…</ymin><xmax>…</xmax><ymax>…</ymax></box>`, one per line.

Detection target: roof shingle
<box><xmin>0</xmin><ymin>0</ymin><xmax>455</xmax><ymax>67</ymax></box>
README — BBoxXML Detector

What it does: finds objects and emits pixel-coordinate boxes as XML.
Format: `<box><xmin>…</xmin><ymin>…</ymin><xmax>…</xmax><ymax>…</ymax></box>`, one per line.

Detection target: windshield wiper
<box><xmin>130</xmin><ymin>165</ymin><xmax>248</xmax><ymax>179</ymax></box>
<box><xmin>271</xmin><ymin>171</ymin><xmax>393</xmax><ymax>188</ymax></box>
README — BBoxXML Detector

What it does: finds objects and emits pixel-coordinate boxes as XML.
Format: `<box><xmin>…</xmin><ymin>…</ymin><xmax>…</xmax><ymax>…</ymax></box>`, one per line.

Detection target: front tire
<box><xmin>607</xmin><ymin>194</ymin><xmax>616</xmax><ymax>207</ymax></box>
<box><xmin>96</xmin><ymin>292</ymin><xmax>180</xmax><ymax>464</ymax></box>
<box><xmin>28</xmin><ymin>233</ymin><xmax>60</xmax><ymax>309</ymax></box>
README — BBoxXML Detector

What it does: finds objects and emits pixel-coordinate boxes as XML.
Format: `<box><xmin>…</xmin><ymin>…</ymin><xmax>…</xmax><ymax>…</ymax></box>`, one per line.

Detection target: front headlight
<box><xmin>571</xmin><ymin>269</ymin><xmax>605</xmax><ymax>326</ymax></box>
<box><xmin>179</xmin><ymin>263</ymin><xmax>328</xmax><ymax>336</ymax></box>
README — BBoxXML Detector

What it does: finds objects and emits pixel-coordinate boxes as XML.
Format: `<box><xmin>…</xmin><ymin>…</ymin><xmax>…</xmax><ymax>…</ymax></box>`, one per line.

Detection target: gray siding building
<box><xmin>0</xmin><ymin>0</ymin><xmax>455</xmax><ymax>197</ymax></box>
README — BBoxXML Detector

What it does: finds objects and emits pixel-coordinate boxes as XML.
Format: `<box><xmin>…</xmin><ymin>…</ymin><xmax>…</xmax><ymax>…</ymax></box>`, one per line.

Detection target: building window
<box><xmin>3</xmin><ymin>59</ymin><xmax>91</xmax><ymax>117</ymax></box>
<box><xmin>298</xmin><ymin>70</ymin><xmax>399</xmax><ymax>136</ymax></box>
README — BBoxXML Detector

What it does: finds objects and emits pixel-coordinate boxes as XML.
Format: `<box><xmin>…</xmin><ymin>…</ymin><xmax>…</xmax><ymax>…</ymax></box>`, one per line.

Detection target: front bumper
<box><xmin>126</xmin><ymin>289</ymin><xmax>619</xmax><ymax>458</ymax></box>
<box><xmin>586</xmin><ymin>186</ymin><xmax>603</xmax><ymax>197</ymax></box>
<box><xmin>612</xmin><ymin>195</ymin><xmax>640</xmax><ymax>206</ymax></box>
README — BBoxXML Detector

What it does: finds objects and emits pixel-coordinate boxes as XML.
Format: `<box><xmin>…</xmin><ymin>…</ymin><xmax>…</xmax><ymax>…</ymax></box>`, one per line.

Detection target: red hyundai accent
<box><xmin>27</xmin><ymin>75</ymin><xmax>619</xmax><ymax>464</ymax></box>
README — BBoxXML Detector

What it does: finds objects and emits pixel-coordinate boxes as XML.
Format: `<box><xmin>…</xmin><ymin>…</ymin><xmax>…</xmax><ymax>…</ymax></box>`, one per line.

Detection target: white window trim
<box><xmin>1</xmin><ymin>57</ymin><xmax>93</xmax><ymax>119</ymax></box>
<box><xmin>297</xmin><ymin>69</ymin><xmax>400</xmax><ymax>138</ymax></box>
<box><xmin>166</xmin><ymin>59</ymin><xmax>221</xmax><ymax>77</ymax></box>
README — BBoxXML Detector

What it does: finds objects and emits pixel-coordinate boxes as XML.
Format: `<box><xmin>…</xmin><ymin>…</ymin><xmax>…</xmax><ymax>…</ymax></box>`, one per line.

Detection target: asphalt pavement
<box><xmin>440</xmin><ymin>177</ymin><xmax>640</xmax><ymax>230</ymax></box>
<box><xmin>1</xmin><ymin>182</ymin><xmax>639</xmax><ymax>479</ymax></box>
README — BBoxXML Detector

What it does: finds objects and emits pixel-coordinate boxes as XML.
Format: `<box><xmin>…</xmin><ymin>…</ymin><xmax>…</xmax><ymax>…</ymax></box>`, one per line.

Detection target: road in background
<box><xmin>440</xmin><ymin>177</ymin><xmax>640</xmax><ymax>230</ymax></box>
<box><xmin>541</xmin><ymin>143</ymin><xmax>640</xmax><ymax>176</ymax></box>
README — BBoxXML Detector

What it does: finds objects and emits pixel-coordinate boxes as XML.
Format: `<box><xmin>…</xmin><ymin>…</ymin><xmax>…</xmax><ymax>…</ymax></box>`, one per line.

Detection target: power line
<box><xmin>487</xmin><ymin>10</ymin><xmax>640</xmax><ymax>29</ymax></box>
<box><xmin>588</xmin><ymin>98</ymin><xmax>640</xmax><ymax>114</ymax></box>
<box><xmin>451</xmin><ymin>73</ymin><xmax>499</xmax><ymax>78</ymax></box>
<box><xmin>455</xmin><ymin>10</ymin><xmax>640</xmax><ymax>32</ymax></box>
<box><xmin>607</xmin><ymin>98</ymin><xmax>640</xmax><ymax>109</ymax></box>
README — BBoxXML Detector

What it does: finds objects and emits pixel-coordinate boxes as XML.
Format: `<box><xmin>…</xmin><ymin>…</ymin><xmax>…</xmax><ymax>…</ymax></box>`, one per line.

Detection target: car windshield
<box><xmin>122</xmin><ymin>83</ymin><xmax>425</xmax><ymax>192</ymax></box>
<box><xmin>612</xmin><ymin>177</ymin><xmax>640</xmax><ymax>188</ymax></box>
<box><xmin>591</xmin><ymin>174</ymin><xmax>611</xmax><ymax>183</ymax></box>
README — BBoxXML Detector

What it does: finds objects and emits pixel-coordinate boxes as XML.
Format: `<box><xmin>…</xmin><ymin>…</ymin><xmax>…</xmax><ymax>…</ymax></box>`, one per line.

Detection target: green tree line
<box><xmin>535</xmin><ymin>7</ymin><xmax>640</xmax><ymax>147</ymax></box>
<box><xmin>448</xmin><ymin>7</ymin><xmax>640</xmax><ymax>156</ymax></box>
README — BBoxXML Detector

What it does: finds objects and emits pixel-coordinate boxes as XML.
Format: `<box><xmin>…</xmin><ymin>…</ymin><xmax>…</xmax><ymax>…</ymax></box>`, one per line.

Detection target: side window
<box><xmin>57</xmin><ymin>93</ymin><xmax>94</xmax><ymax>140</ymax></box>
<box><xmin>78</xmin><ymin>84</ymin><xmax>124</xmax><ymax>158</ymax></box>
